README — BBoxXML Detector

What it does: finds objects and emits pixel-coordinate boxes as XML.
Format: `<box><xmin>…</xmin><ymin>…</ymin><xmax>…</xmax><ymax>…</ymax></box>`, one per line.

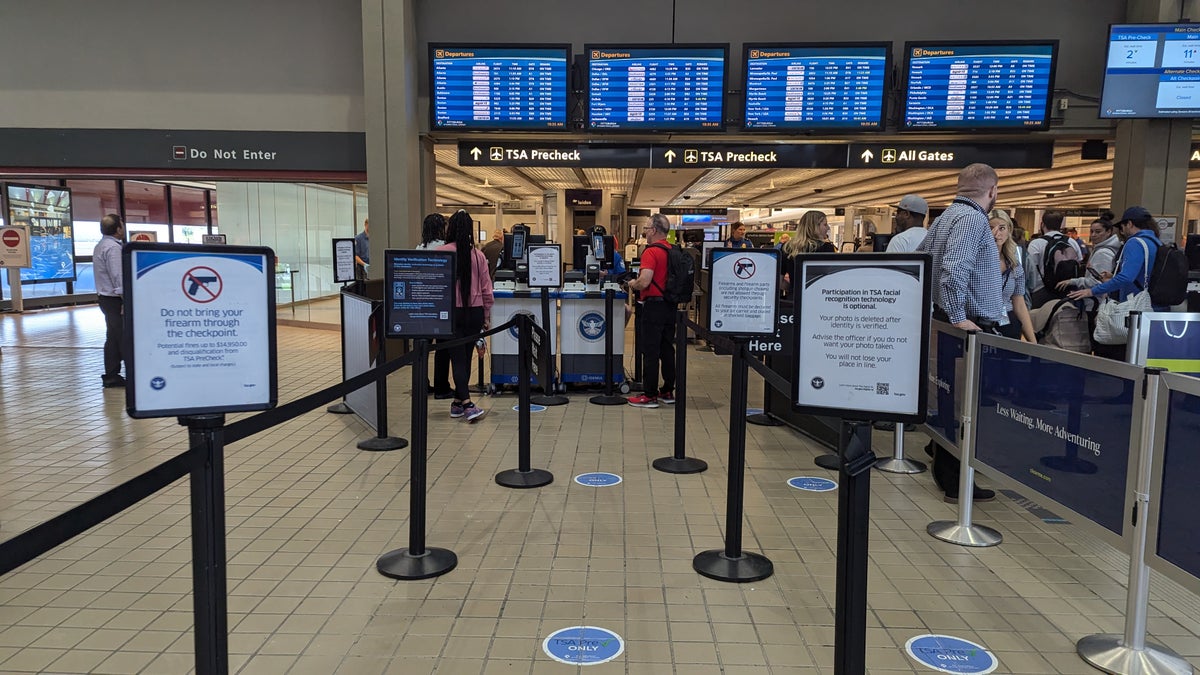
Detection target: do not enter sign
<box><xmin>0</xmin><ymin>225</ymin><xmax>31</xmax><ymax>269</ymax></box>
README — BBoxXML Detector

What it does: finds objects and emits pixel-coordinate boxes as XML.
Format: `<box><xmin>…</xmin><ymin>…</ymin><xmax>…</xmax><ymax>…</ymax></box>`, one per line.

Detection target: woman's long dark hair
<box><xmin>421</xmin><ymin>213</ymin><xmax>446</xmax><ymax>246</ymax></box>
<box><xmin>448</xmin><ymin>211</ymin><xmax>475</xmax><ymax>307</ymax></box>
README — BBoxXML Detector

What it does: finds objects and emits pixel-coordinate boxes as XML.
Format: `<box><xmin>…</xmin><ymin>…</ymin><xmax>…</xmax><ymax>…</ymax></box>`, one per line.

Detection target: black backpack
<box><xmin>649</xmin><ymin>241</ymin><xmax>696</xmax><ymax>304</ymax></box>
<box><xmin>1148</xmin><ymin>242</ymin><xmax>1189</xmax><ymax>306</ymax></box>
<box><xmin>1040</xmin><ymin>233</ymin><xmax>1082</xmax><ymax>293</ymax></box>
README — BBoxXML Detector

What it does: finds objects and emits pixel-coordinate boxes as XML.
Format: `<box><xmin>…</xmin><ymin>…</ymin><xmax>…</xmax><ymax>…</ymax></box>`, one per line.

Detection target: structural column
<box><xmin>361</xmin><ymin>0</ymin><xmax>424</xmax><ymax>276</ymax></box>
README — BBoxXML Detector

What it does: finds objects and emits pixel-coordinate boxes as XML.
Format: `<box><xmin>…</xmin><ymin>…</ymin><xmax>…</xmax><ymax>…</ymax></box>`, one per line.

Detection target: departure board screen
<box><xmin>430</xmin><ymin>44</ymin><xmax>568</xmax><ymax>130</ymax></box>
<box><xmin>743</xmin><ymin>43</ymin><xmax>890</xmax><ymax>130</ymax></box>
<box><xmin>903</xmin><ymin>42</ymin><xmax>1057</xmax><ymax>130</ymax></box>
<box><xmin>1101</xmin><ymin>24</ymin><xmax>1200</xmax><ymax>118</ymax></box>
<box><xmin>587</xmin><ymin>44</ymin><xmax>727</xmax><ymax>131</ymax></box>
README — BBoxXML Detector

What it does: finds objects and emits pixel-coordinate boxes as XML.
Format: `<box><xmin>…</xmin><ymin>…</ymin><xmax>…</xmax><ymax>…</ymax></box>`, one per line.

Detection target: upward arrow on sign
<box><xmin>664</xmin><ymin>149</ymin><xmax>676</xmax><ymax>163</ymax></box>
<box><xmin>470</xmin><ymin>147</ymin><xmax>482</xmax><ymax>160</ymax></box>
<box><xmin>860</xmin><ymin>149</ymin><xmax>874</xmax><ymax>163</ymax></box>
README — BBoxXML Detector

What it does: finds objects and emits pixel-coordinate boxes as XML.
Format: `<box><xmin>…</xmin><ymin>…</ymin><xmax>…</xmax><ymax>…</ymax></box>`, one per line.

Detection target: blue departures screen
<box><xmin>744</xmin><ymin>45</ymin><xmax>888</xmax><ymax>130</ymax></box>
<box><xmin>903</xmin><ymin>43</ymin><xmax>1056</xmax><ymax>129</ymax></box>
<box><xmin>1101</xmin><ymin>24</ymin><xmax>1200</xmax><ymax>118</ymax></box>
<box><xmin>588</xmin><ymin>46</ymin><xmax>726</xmax><ymax>130</ymax></box>
<box><xmin>431</xmin><ymin>45</ymin><xmax>568</xmax><ymax>130</ymax></box>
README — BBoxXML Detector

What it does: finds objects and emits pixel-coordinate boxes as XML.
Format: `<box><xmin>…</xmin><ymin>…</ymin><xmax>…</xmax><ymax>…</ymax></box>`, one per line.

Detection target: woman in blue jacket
<box><xmin>1066</xmin><ymin>206</ymin><xmax>1163</xmax><ymax>358</ymax></box>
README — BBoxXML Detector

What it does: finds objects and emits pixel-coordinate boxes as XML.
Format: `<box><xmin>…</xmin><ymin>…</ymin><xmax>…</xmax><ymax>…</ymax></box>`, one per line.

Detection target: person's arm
<box><xmin>1024</xmin><ymin>238</ymin><xmax>1044</xmax><ymax>291</ymax></box>
<box><xmin>627</xmin><ymin>246</ymin><xmax>659</xmax><ymax>292</ymax></box>
<box><xmin>1012</xmin><ymin>294</ymin><xmax>1036</xmax><ymax>342</ymax></box>
<box><xmin>1070</xmin><ymin>239</ymin><xmax>1147</xmax><ymax>300</ymax></box>
<box><xmin>102</xmin><ymin>241</ymin><xmax>124</xmax><ymax>296</ymax></box>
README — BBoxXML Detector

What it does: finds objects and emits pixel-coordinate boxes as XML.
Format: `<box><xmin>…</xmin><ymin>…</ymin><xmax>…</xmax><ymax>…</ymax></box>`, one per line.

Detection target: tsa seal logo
<box><xmin>811</xmin><ymin>376</ymin><xmax>825</xmax><ymax>389</ymax></box>
<box><xmin>151</xmin><ymin>377</ymin><xmax>167</xmax><ymax>390</ymax></box>
<box><xmin>579</xmin><ymin>312</ymin><xmax>605</xmax><ymax>341</ymax></box>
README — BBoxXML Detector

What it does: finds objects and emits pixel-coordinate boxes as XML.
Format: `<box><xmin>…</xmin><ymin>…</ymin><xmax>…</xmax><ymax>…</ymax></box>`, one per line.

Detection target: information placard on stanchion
<box><xmin>708</xmin><ymin>248</ymin><xmax>779</xmax><ymax>337</ymax></box>
<box><xmin>527</xmin><ymin>244</ymin><xmax>562</xmax><ymax>289</ymax></box>
<box><xmin>791</xmin><ymin>254</ymin><xmax>931</xmax><ymax>423</ymax></box>
<box><xmin>0</xmin><ymin>224</ymin><xmax>31</xmax><ymax>269</ymax></box>
<box><xmin>332</xmin><ymin>238</ymin><xmax>357</xmax><ymax>284</ymax></box>
<box><xmin>383</xmin><ymin>249</ymin><xmax>457</xmax><ymax>339</ymax></box>
<box><xmin>124</xmin><ymin>242</ymin><xmax>278</xmax><ymax>418</ymax></box>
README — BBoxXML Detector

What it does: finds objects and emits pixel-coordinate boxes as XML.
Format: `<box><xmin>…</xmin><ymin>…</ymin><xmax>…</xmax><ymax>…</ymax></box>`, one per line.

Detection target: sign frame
<box><xmin>332</xmin><ymin>237</ymin><xmax>357</xmax><ymax>284</ymax></box>
<box><xmin>790</xmin><ymin>253</ymin><xmax>932</xmax><ymax>424</ymax></box>
<box><xmin>4</xmin><ymin>181</ymin><xmax>77</xmax><ymax>284</ymax></box>
<box><xmin>1146</xmin><ymin>371</ymin><xmax>1200</xmax><ymax>597</ymax></box>
<box><xmin>201</xmin><ymin>233</ymin><xmax>227</xmax><ymax>245</ymax></box>
<box><xmin>123</xmin><ymin>242</ymin><xmax>278</xmax><ymax>419</ymax></box>
<box><xmin>526</xmin><ymin>243</ymin><xmax>562</xmax><ymax>289</ymax></box>
<box><xmin>383</xmin><ymin>248</ymin><xmax>458</xmax><ymax>340</ymax></box>
<box><xmin>707</xmin><ymin>247</ymin><xmax>780</xmax><ymax>338</ymax></box>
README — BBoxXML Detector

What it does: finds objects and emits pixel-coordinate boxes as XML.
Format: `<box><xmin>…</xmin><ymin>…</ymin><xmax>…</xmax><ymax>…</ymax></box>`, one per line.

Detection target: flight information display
<box><xmin>1101</xmin><ymin>24</ymin><xmax>1200</xmax><ymax>118</ymax></box>
<box><xmin>587</xmin><ymin>44</ymin><xmax>727</xmax><ymax>131</ymax></box>
<box><xmin>430</xmin><ymin>44</ymin><xmax>568</xmax><ymax>130</ymax></box>
<box><xmin>903</xmin><ymin>42</ymin><xmax>1057</xmax><ymax>130</ymax></box>
<box><xmin>743</xmin><ymin>43</ymin><xmax>889</xmax><ymax>130</ymax></box>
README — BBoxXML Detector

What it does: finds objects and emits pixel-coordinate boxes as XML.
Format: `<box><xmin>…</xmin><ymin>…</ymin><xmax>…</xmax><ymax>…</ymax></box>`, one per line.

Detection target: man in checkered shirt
<box><xmin>917</xmin><ymin>163</ymin><xmax>1002</xmax><ymax>503</ymax></box>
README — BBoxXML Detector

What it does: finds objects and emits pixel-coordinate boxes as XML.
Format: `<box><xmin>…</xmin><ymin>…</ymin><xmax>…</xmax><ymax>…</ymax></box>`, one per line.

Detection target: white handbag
<box><xmin>1093</xmin><ymin>238</ymin><xmax>1152</xmax><ymax>345</ymax></box>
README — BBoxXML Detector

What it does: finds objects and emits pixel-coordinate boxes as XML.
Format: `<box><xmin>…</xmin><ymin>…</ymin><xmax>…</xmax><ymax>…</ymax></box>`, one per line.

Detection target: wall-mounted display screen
<box><xmin>4</xmin><ymin>183</ymin><xmax>76</xmax><ymax>283</ymax></box>
<box><xmin>743</xmin><ymin>43</ymin><xmax>890</xmax><ymax>130</ymax></box>
<box><xmin>902</xmin><ymin>41</ymin><xmax>1057</xmax><ymax>130</ymax></box>
<box><xmin>587</xmin><ymin>44</ymin><xmax>727</xmax><ymax>131</ymax></box>
<box><xmin>1101</xmin><ymin>24</ymin><xmax>1200</xmax><ymax>118</ymax></box>
<box><xmin>430</xmin><ymin>43</ymin><xmax>569</xmax><ymax>130</ymax></box>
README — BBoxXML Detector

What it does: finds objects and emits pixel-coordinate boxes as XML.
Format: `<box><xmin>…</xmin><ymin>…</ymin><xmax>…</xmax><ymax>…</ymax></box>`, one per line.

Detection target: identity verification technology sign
<box><xmin>124</xmin><ymin>243</ymin><xmax>277</xmax><ymax>418</ymax></box>
<box><xmin>792</xmin><ymin>254</ymin><xmax>931</xmax><ymax>423</ymax></box>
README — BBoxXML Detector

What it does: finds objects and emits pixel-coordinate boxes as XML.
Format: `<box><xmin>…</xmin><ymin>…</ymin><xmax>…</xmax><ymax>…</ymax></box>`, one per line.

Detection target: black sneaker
<box><xmin>944</xmin><ymin>487</ymin><xmax>996</xmax><ymax>504</ymax></box>
<box><xmin>658</xmin><ymin>390</ymin><xmax>676</xmax><ymax>404</ymax></box>
<box><xmin>102</xmin><ymin>375</ymin><xmax>126</xmax><ymax>388</ymax></box>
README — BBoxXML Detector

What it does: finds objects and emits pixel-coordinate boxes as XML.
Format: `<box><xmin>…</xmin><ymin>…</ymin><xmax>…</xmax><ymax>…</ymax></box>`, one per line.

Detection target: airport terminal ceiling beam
<box><xmin>667</xmin><ymin>171</ymin><xmax>720</xmax><ymax>206</ymax></box>
<box><xmin>698</xmin><ymin>169</ymin><xmax>779</xmax><ymax>206</ymax></box>
<box><xmin>435</xmin><ymin>161</ymin><xmax>523</xmax><ymax>200</ymax></box>
<box><xmin>573</xmin><ymin>168</ymin><xmax>591</xmax><ymax>189</ymax></box>
<box><xmin>510</xmin><ymin>168</ymin><xmax>548</xmax><ymax>192</ymax></box>
<box><xmin>631</xmin><ymin>168</ymin><xmax>645</xmax><ymax>204</ymax></box>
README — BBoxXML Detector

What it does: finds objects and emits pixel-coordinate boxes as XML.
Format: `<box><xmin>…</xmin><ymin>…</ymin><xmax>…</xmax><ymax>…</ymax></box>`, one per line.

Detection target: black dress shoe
<box><xmin>943</xmin><ymin>487</ymin><xmax>996</xmax><ymax>504</ymax></box>
<box><xmin>102</xmin><ymin>375</ymin><xmax>126</xmax><ymax>388</ymax></box>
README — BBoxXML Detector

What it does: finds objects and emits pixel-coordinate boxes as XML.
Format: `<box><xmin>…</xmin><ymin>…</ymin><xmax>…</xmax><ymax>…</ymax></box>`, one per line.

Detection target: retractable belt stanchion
<box><xmin>530</xmin><ymin>288</ymin><xmax>568</xmax><ymax>406</ymax></box>
<box><xmin>377</xmin><ymin>339</ymin><xmax>457</xmax><ymax>580</ymax></box>
<box><xmin>927</xmin><ymin>331</ymin><xmax>1002</xmax><ymax>547</ymax></box>
<box><xmin>874</xmin><ymin>423</ymin><xmax>927</xmax><ymax>474</ymax></box>
<box><xmin>1077</xmin><ymin>369</ymin><xmax>1193</xmax><ymax>675</ymax></box>
<box><xmin>497</xmin><ymin>315</ymin><xmax>554</xmax><ymax>488</ymax></box>
<box><xmin>653</xmin><ymin>308</ymin><xmax>707</xmax><ymax>474</ymax></box>
<box><xmin>590</xmin><ymin>288</ymin><xmax>628</xmax><ymax>406</ymax></box>
<box><xmin>183</xmin><ymin>414</ymin><xmax>229</xmax><ymax>675</ymax></box>
<box><xmin>834</xmin><ymin>421</ymin><xmax>876</xmax><ymax>675</ymax></box>
<box><xmin>631</xmin><ymin>300</ymin><xmax>644</xmax><ymax>391</ymax></box>
<box><xmin>357</xmin><ymin>314</ymin><xmax>408</xmax><ymax>451</ymax></box>
<box><xmin>328</xmin><ymin>288</ymin><xmax>355</xmax><ymax>414</ymax></box>
<box><xmin>746</xmin><ymin>361</ymin><xmax>783</xmax><ymax>426</ymax></box>
<box><xmin>694</xmin><ymin>341</ymin><xmax>773</xmax><ymax>582</ymax></box>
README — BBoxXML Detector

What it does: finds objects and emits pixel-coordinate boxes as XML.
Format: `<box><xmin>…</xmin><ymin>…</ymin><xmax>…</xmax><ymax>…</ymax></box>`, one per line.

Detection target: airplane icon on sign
<box><xmin>490</xmin><ymin>147</ymin><xmax>504</xmax><ymax>161</ymax></box>
<box><xmin>882</xmin><ymin>149</ymin><xmax>897</xmax><ymax>163</ymax></box>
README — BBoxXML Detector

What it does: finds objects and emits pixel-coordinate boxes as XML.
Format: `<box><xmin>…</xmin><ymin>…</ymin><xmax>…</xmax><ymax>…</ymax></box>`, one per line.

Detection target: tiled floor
<box><xmin>2</xmin><ymin>305</ymin><xmax>1199</xmax><ymax>674</ymax></box>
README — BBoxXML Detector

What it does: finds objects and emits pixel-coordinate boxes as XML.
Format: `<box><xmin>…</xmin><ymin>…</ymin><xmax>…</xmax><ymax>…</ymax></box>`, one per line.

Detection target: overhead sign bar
<box><xmin>457</xmin><ymin>141</ymin><xmax>1053</xmax><ymax>169</ymax></box>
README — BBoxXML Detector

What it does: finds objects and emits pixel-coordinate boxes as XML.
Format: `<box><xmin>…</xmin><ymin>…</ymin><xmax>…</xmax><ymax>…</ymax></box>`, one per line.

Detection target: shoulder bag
<box><xmin>1093</xmin><ymin>238</ymin><xmax>1152</xmax><ymax>345</ymax></box>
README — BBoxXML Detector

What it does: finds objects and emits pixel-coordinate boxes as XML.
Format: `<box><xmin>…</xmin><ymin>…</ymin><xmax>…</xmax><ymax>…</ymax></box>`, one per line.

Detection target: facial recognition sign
<box><xmin>0</xmin><ymin>225</ymin><xmax>31</xmax><ymax>268</ymax></box>
<box><xmin>792</xmin><ymin>254</ymin><xmax>931</xmax><ymax>423</ymax></box>
<box><xmin>384</xmin><ymin>249</ymin><xmax>456</xmax><ymax>339</ymax></box>
<box><xmin>708</xmin><ymin>248</ymin><xmax>779</xmax><ymax>337</ymax></box>
<box><xmin>527</xmin><ymin>244</ymin><xmax>562</xmax><ymax>288</ymax></box>
<box><xmin>124</xmin><ymin>243</ymin><xmax>277</xmax><ymax>418</ymax></box>
<box><xmin>332</xmin><ymin>237</ymin><xmax>356</xmax><ymax>283</ymax></box>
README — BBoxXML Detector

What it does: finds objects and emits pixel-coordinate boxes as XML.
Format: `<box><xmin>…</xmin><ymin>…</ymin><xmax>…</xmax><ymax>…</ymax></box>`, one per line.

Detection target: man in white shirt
<box><xmin>93</xmin><ymin>214</ymin><xmax>126</xmax><ymax>388</ymax></box>
<box><xmin>1025</xmin><ymin>211</ymin><xmax>1082</xmax><ymax>308</ymax></box>
<box><xmin>885</xmin><ymin>195</ymin><xmax>929</xmax><ymax>253</ymax></box>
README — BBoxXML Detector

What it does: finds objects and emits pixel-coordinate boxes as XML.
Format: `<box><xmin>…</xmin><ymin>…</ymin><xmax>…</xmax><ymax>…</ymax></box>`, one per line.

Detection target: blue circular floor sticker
<box><xmin>905</xmin><ymin>634</ymin><xmax>997</xmax><ymax>674</ymax></box>
<box><xmin>788</xmin><ymin>476</ymin><xmax>837</xmax><ymax>492</ymax></box>
<box><xmin>574</xmin><ymin>472</ymin><xmax>622</xmax><ymax>487</ymax></box>
<box><xmin>543</xmin><ymin>625</ymin><xmax>624</xmax><ymax>665</ymax></box>
<box><xmin>512</xmin><ymin>404</ymin><xmax>547</xmax><ymax>413</ymax></box>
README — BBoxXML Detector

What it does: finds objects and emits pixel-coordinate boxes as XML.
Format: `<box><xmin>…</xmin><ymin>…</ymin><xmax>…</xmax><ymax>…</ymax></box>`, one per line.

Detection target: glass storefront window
<box><xmin>124</xmin><ymin>181</ymin><xmax>169</xmax><ymax>230</ymax></box>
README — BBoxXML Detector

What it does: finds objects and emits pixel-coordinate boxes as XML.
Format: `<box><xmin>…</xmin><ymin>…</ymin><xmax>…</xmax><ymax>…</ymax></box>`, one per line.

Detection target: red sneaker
<box><xmin>626</xmin><ymin>394</ymin><xmax>660</xmax><ymax>408</ymax></box>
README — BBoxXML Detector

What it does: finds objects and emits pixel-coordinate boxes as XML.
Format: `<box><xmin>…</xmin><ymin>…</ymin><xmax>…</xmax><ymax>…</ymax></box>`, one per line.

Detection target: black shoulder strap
<box><xmin>648</xmin><ymin>241</ymin><xmax>670</xmax><ymax>294</ymax></box>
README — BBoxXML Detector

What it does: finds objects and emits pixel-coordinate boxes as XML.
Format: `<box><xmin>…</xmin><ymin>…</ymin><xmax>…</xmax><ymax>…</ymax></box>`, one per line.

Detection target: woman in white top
<box><xmin>1057</xmin><ymin>212</ymin><xmax>1120</xmax><ymax>291</ymax></box>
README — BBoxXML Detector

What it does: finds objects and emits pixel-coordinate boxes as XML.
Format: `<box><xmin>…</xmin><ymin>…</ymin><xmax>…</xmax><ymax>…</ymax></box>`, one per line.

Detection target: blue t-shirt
<box><xmin>355</xmin><ymin>231</ymin><xmax>370</xmax><ymax>264</ymax></box>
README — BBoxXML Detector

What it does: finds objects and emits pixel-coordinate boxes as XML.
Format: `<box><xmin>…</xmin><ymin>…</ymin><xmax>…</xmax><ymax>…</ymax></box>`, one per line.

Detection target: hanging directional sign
<box><xmin>457</xmin><ymin>142</ymin><xmax>650</xmax><ymax>167</ymax></box>
<box><xmin>846</xmin><ymin>142</ymin><xmax>1053</xmax><ymax>169</ymax></box>
<box><xmin>651</xmin><ymin>143</ymin><xmax>848</xmax><ymax>168</ymax></box>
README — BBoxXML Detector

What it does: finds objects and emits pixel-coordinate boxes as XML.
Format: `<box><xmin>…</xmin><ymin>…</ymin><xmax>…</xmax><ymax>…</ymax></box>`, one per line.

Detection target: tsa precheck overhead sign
<box><xmin>124</xmin><ymin>243</ymin><xmax>277</xmax><ymax>418</ymax></box>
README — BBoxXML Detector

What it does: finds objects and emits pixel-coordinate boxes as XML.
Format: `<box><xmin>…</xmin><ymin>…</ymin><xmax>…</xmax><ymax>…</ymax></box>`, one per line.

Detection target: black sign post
<box><xmin>652</xmin><ymin>309</ymin><xmax>708</xmax><ymax>475</ymax></box>
<box><xmin>496</xmin><ymin>315</ymin><xmax>555</xmax><ymax>489</ymax></box>
<box><xmin>589</xmin><ymin>289</ymin><xmax>628</xmax><ymax>406</ymax></box>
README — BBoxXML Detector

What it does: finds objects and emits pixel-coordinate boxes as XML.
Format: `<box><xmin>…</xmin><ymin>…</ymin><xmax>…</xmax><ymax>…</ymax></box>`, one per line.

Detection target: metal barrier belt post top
<box><xmin>787</xmin><ymin>252</ymin><xmax>931</xmax><ymax>675</ymax></box>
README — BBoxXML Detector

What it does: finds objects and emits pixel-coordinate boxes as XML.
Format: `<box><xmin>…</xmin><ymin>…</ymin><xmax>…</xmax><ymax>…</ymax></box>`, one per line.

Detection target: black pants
<box><xmin>451</xmin><ymin>306</ymin><xmax>485</xmax><ymax>401</ymax></box>
<box><xmin>637</xmin><ymin>300</ymin><xmax>676</xmax><ymax>395</ymax></box>
<box><xmin>431</xmin><ymin>342</ymin><xmax>452</xmax><ymax>395</ymax></box>
<box><xmin>97</xmin><ymin>294</ymin><xmax>124</xmax><ymax>379</ymax></box>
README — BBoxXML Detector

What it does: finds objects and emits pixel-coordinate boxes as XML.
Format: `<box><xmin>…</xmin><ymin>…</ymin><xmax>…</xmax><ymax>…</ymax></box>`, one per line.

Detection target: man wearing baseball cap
<box><xmin>885</xmin><ymin>194</ymin><xmax>929</xmax><ymax>253</ymax></box>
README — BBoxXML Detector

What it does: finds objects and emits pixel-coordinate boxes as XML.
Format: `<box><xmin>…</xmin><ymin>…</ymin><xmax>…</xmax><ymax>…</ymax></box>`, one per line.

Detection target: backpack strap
<box><xmin>647</xmin><ymin>241</ymin><xmax>671</xmax><ymax>295</ymax></box>
<box><xmin>1131</xmin><ymin>236</ymin><xmax>1152</xmax><ymax>291</ymax></box>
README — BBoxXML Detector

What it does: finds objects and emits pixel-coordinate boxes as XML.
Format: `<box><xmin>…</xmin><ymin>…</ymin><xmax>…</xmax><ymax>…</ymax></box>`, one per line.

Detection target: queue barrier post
<box><xmin>874</xmin><ymin>424</ymin><xmax>927</xmax><ymax>474</ymax></box>
<box><xmin>497</xmin><ymin>315</ymin><xmax>554</xmax><ymax>489</ymax></box>
<box><xmin>530</xmin><ymin>288</ymin><xmax>568</xmax><ymax>406</ymax></box>
<box><xmin>357</xmin><ymin>311</ymin><xmax>408</xmax><ymax>451</ymax></box>
<box><xmin>327</xmin><ymin>290</ymin><xmax>355</xmax><ymax>414</ymax></box>
<box><xmin>184</xmin><ymin>414</ymin><xmax>230</xmax><ymax>675</ymax></box>
<box><xmin>833</xmin><ymin>420</ymin><xmax>876</xmax><ymax>675</ymax></box>
<box><xmin>653</xmin><ymin>308</ymin><xmax>707</xmax><ymax>474</ymax></box>
<box><xmin>927</xmin><ymin>330</ymin><xmax>1003</xmax><ymax>547</ymax></box>
<box><xmin>376</xmin><ymin>338</ymin><xmax>457</xmax><ymax>580</ymax></box>
<box><xmin>590</xmin><ymin>288</ymin><xmax>628</xmax><ymax>406</ymax></box>
<box><xmin>693</xmin><ymin>340</ymin><xmax>773</xmax><ymax>582</ymax></box>
<box><xmin>1077</xmin><ymin>368</ymin><xmax>1193</xmax><ymax>675</ymax></box>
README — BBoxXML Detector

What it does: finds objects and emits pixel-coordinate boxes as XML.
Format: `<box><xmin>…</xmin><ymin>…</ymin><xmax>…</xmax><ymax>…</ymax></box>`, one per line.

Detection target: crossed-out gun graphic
<box><xmin>187</xmin><ymin>275</ymin><xmax>218</xmax><ymax>295</ymax></box>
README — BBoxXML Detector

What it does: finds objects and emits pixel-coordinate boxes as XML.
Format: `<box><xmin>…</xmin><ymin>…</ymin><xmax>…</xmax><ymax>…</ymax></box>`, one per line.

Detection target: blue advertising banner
<box><xmin>1143</xmin><ymin>317</ymin><xmax>1200</xmax><ymax>377</ymax></box>
<box><xmin>4</xmin><ymin>183</ymin><xmax>76</xmax><ymax>283</ymax></box>
<box><xmin>1156</xmin><ymin>388</ymin><xmax>1200</xmax><ymax>579</ymax></box>
<box><xmin>925</xmin><ymin>328</ymin><xmax>964</xmax><ymax>449</ymax></box>
<box><xmin>973</xmin><ymin>343</ymin><xmax>1133</xmax><ymax>535</ymax></box>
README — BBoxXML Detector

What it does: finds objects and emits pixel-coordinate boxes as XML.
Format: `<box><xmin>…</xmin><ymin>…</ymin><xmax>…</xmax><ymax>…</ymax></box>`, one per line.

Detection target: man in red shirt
<box><xmin>625</xmin><ymin>213</ymin><xmax>677</xmax><ymax>408</ymax></box>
